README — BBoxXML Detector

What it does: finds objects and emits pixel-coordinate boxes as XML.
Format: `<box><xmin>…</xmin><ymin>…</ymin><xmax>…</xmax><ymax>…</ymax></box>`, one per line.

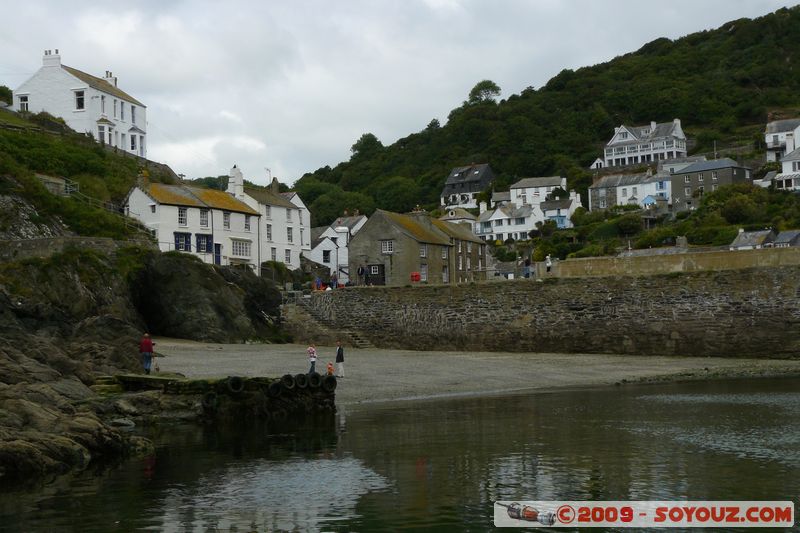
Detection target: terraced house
<box><xmin>348</xmin><ymin>210</ymin><xmax>486</xmax><ymax>286</ymax></box>
<box><xmin>670</xmin><ymin>158</ymin><xmax>751</xmax><ymax>212</ymax></box>
<box><xmin>124</xmin><ymin>181</ymin><xmax>261</xmax><ymax>271</ymax></box>
<box><xmin>13</xmin><ymin>50</ymin><xmax>147</xmax><ymax>157</ymax></box>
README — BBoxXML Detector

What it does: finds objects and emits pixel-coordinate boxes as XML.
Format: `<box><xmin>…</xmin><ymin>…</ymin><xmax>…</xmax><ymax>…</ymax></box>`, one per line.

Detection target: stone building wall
<box><xmin>294</xmin><ymin>266</ymin><xmax>800</xmax><ymax>357</ymax></box>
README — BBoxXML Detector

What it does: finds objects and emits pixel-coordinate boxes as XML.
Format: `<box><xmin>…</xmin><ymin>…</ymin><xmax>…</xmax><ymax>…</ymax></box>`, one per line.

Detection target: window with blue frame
<box><xmin>174</xmin><ymin>232</ymin><xmax>191</xmax><ymax>251</ymax></box>
<box><xmin>196</xmin><ymin>234</ymin><xmax>213</xmax><ymax>253</ymax></box>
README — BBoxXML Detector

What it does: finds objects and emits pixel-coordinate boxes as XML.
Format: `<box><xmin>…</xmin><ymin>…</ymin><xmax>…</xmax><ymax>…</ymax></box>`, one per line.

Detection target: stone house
<box><xmin>765</xmin><ymin>118</ymin><xmax>800</xmax><ymax>162</ymax></box>
<box><xmin>602</xmin><ymin>119</ymin><xmax>687</xmax><ymax>167</ymax></box>
<box><xmin>13</xmin><ymin>50</ymin><xmax>147</xmax><ymax>157</ymax></box>
<box><xmin>670</xmin><ymin>158</ymin><xmax>751</xmax><ymax>212</ymax></box>
<box><xmin>124</xmin><ymin>181</ymin><xmax>261</xmax><ymax>271</ymax></box>
<box><xmin>440</xmin><ymin>163</ymin><xmax>495</xmax><ymax>209</ymax></box>
<box><xmin>304</xmin><ymin>214</ymin><xmax>368</xmax><ymax>284</ymax></box>
<box><xmin>348</xmin><ymin>209</ymin><xmax>486</xmax><ymax>286</ymax></box>
<box><xmin>588</xmin><ymin>171</ymin><xmax>670</xmax><ymax>211</ymax></box>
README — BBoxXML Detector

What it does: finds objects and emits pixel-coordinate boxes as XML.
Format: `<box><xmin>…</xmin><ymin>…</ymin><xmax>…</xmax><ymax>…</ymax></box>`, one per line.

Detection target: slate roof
<box><xmin>730</xmin><ymin>230</ymin><xmax>775</xmax><ymax>249</ymax></box>
<box><xmin>430</xmin><ymin>218</ymin><xmax>483</xmax><ymax>243</ymax></box>
<box><xmin>510</xmin><ymin>176</ymin><xmax>564</xmax><ymax>189</ymax></box>
<box><xmin>329</xmin><ymin>215</ymin><xmax>367</xmax><ymax>231</ymax></box>
<box><xmin>145</xmin><ymin>183</ymin><xmax>259</xmax><ymax>215</ymax></box>
<box><xmin>674</xmin><ymin>158</ymin><xmax>745</xmax><ymax>174</ymax></box>
<box><xmin>782</xmin><ymin>147</ymin><xmax>800</xmax><ymax>161</ymax></box>
<box><xmin>439</xmin><ymin>208</ymin><xmax>476</xmax><ymax>222</ymax></box>
<box><xmin>444</xmin><ymin>163</ymin><xmax>493</xmax><ymax>186</ymax></box>
<box><xmin>243</xmin><ymin>185</ymin><xmax>297</xmax><ymax>209</ymax></box>
<box><xmin>62</xmin><ymin>65</ymin><xmax>145</xmax><ymax>107</ymax></box>
<box><xmin>540</xmin><ymin>198</ymin><xmax>574</xmax><ymax>211</ymax></box>
<box><xmin>491</xmin><ymin>191</ymin><xmax>510</xmax><ymax>203</ymax></box>
<box><xmin>380</xmin><ymin>210</ymin><xmax>451</xmax><ymax>245</ymax></box>
<box><xmin>765</xmin><ymin>119</ymin><xmax>800</xmax><ymax>134</ymax></box>
<box><xmin>774</xmin><ymin>230</ymin><xmax>800</xmax><ymax>246</ymax></box>
<box><xmin>590</xmin><ymin>172</ymin><xmax>651</xmax><ymax>189</ymax></box>
<box><xmin>610</xmin><ymin>120</ymin><xmax>683</xmax><ymax>146</ymax></box>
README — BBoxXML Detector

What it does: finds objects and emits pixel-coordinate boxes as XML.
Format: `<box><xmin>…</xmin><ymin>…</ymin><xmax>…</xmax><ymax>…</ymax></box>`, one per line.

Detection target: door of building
<box><xmin>214</xmin><ymin>244</ymin><xmax>222</xmax><ymax>265</ymax></box>
<box><xmin>365</xmin><ymin>264</ymin><xmax>385</xmax><ymax>286</ymax></box>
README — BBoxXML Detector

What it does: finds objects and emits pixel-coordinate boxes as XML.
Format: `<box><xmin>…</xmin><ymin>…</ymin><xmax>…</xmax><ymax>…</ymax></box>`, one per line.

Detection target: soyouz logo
<box><xmin>494</xmin><ymin>501</ymin><xmax>795</xmax><ymax>528</ymax></box>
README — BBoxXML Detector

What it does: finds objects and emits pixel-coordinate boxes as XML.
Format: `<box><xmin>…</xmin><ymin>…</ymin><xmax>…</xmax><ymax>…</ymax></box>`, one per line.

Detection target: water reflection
<box><xmin>1</xmin><ymin>379</ymin><xmax>799</xmax><ymax>532</ymax></box>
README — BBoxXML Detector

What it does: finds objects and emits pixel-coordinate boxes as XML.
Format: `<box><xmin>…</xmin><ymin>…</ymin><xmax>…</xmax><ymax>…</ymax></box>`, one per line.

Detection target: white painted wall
<box><xmin>509</xmin><ymin>178</ymin><xmax>567</xmax><ymax>206</ymax></box>
<box><xmin>13</xmin><ymin>51</ymin><xmax>147</xmax><ymax>157</ymax></box>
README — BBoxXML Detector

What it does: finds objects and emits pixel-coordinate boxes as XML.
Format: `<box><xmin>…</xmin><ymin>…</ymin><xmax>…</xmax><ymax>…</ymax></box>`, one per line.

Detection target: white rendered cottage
<box><xmin>509</xmin><ymin>176</ymin><xmax>567</xmax><ymax>206</ymax></box>
<box><xmin>770</xmin><ymin>147</ymin><xmax>800</xmax><ymax>192</ymax></box>
<box><xmin>225</xmin><ymin>166</ymin><xmax>310</xmax><ymax>270</ymax></box>
<box><xmin>304</xmin><ymin>215</ymin><xmax>368</xmax><ymax>284</ymax></box>
<box><xmin>765</xmin><ymin>119</ymin><xmax>800</xmax><ymax>163</ymax></box>
<box><xmin>125</xmin><ymin>181</ymin><xmax>261</xmax><ymax>271</ymax></box>
<box><xmin>476</xmin><ymin>202</ymin><xmax>544</xmax><ymax>242</ymax></box>
<box><xmin>13</xmin><ymin>50</ymin><xmax>147</xmax><ymax>157</ymax></box>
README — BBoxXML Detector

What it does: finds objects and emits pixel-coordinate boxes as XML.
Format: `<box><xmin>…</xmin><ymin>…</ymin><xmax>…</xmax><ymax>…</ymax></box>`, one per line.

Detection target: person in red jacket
<box><xmin>139</xmin><ymin>333</ymin><xmax>155</xmax><ymax>374</ymax></box>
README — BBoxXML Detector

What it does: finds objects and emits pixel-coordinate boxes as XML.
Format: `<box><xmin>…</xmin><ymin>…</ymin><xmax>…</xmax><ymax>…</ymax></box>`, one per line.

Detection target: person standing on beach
<box><xmin>335</xmin><ymin>340</ymin><xmax>345</xmax><ymax>378</ymax></box>
<box><xmin>545</xmin><ymin>254</ymin><xmax>552</xmax><ymax>273</ymax></box>
<box><xmin>139</xmin><ymin>333</ymin><xmax>154</xmax><ymax>375</ymax></box>
<box><xmin>307</xmin><ymin>344</ymin><xmax>318</xmax><ymax>374</ymax></box>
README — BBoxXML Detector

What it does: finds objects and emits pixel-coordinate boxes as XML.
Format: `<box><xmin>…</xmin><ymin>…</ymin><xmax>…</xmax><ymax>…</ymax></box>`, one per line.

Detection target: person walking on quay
<box><xmin>139</xmin><ymin>333</ymin><xmax>154</xmax><ymax>375</ymax></box>
<box><xmin>545</xmin><ymin>254</ymin><xmax>552</xmax><ymax>274</ymax></box>
<box><xmin>335</xmin><ymin>340</ymin><xmax>345</xmax><ymax>378</ymax></box>
<box><xmin>307</xmin><ymin>344</ymin><xmax>318</xmax><ymax>374</ymax></box>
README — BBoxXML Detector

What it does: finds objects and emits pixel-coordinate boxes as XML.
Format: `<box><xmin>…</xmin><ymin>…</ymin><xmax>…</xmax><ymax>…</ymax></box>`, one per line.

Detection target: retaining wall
<box><xmin>295</xmin><ymin>266</ymin><xmax>800</xmax><ymax>357</ymax></box>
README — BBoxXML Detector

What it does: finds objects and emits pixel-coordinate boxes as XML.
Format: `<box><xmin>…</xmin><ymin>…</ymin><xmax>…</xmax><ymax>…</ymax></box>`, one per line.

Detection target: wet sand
<box><xmin>152</xmin><ymin>339</ymin><xmax>800</xmax><ymax>406</ymax></box>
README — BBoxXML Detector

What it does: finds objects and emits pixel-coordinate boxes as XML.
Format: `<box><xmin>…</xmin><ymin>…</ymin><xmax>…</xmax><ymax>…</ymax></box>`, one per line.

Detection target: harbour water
<box><xmin>2</xmin><ymin>378</ymin><xmax>799</xmax><ymax>531</ymax></box>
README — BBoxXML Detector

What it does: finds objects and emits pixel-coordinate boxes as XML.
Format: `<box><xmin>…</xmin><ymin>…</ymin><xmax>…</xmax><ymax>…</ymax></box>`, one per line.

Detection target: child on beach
<box><xmin>326</xmin><ymin>362</ymin><xmax>335</xmax><ymax>376</ymax></box>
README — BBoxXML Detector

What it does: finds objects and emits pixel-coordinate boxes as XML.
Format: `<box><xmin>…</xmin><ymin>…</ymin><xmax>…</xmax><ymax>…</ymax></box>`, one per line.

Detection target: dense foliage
<box><xmin>298</xmin><ymin>6</ymin><xmax>800</xmax><ymax>226</ymax></box>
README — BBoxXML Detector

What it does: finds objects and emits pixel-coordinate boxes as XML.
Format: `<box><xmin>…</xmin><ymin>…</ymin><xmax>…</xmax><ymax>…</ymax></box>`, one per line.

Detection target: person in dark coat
<box><xmin>335</xmin><ymin>340</ymin><xmax>345</xmax><ymax>378</ymax></box>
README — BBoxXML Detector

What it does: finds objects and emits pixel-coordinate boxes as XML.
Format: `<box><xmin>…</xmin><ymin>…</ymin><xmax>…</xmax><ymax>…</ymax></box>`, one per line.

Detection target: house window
<box><xmin>113</xmin><ymin>99</ymin><xmax>117</xmax><ymax>118</ymax></box>
<box><xmin>657</xmin><ymin>181</ymin><xmax>666</xmax><ymax>190</ymax></box>
<box><xmin>620</xmin><ymin>131</ymin><xmax>628</xmax><ymax>139</ymax></box>
<box><xmin>149</xmin><ymin>204</ymin><xmax>156</xmax><ymax>214</ymax></box>
<box><xmin>420</xmin><ymin>244</ymin><xmax>427</xmax><ymax>258</ymax></box>
<box><xmin>515</xmin><ymin>217</ymin><xmax>525</xmax><ymax>225</ymax></box>
<box><xmin>458</xmin><ymin>256</ymin><xmax>462</xmax><ymax>270</ymax></box>
<box><xmin>131</xmin><ymin>135</ymin><xmax>136</xmax><ymax>151</ymax></box>
<box><xmin>467</xmin><ymin>257</ymin><xmax>472</xmax><ymax>271</ymax></box>
<box><xmin>381</xmin><ymin>240</ymin><xmax>394</xmax><ymax>254</ymax></box>
<box><xmin>178</xmin><ymin>207</ymin><xmax>187</xmax><ymax>226</ymax></box>
<box><xmin>520</xmin><ymin>194</ymin><xmax>527</xmax><ymax>205</ymax></box>
<box><xmin>698</xmin><ymin>173</ymin><xmax>704</xmax><ymax>183</ymax></box>
<box><xmin>100</xmin><ymin>95</ymin><xmax>106</xmax><ymax>114</ymax></box>
<box><xmin>265</xmin><ymin>205</ymin><xmax>271</xmax><ymax>218</ymax></box>
<box><xmin>420</xmin><ymin>264</ymin><xmax>428</xmax><ymax>282</ymax></box>
<box><xmin>684</xmin><ymin>186</ymin><xmax>692</xmax><ymax>197</ymax></box>
<box><xmin>200</xmin><ymin>209</ymin><xmax>209</xmax><ymax>227</ymax></box>
<box><xmin>287</xmin><ymin>227</ymin><xmax>293</xmax><ymax>243</ymax></box>
<box><xmin>223</xmin><ymin>212</ymin><xmax>231</xmax><ymax>229</ymax></box>
<box><xmin>196</xmin><ymin>234</ymin><xmax>213</xmax><ymax>253</ymax></box>
<box><xmin>793</xmin><ymin>162</ymin><xmax>800</xmax><ymax>172</ymax></box>
<box><xmin>621</xmin><ymin>188</ymin><xmax>627</xmax><ymax>197</ymax></box>
<box><xmin>131</xmin><ymin>106</ymin><xmax>136</xmax><ymax>124</ymax></box>
<box><xmin>698</xmin><ymin>185</ymin><xmax>705</xmax><ymax>196</ymax></box>
<box><xmin>458</xmin><ymin>241</ymin><xmax>462</xmax><ymax>252</ymax></box>
<box><xmin>467</xmin><ymin>241</ymin><xmax>472</xmax><ymax>253</ymax></box>
<box><xmin>442</xmin><ymin>247</ymin><xmax>448</xmax><ymax>259</ymax></box>
<box><xmin>173</xmin><ymin>232</ymin><xmax>191</xmax><ymax>251</ymax></box>
<box><xmin>371</xmin><ymin>265</ymin><xmax>379</xmax><ymax>275</ymax></box>
<box><xmin>323</xmin><ymin>250</ymin><xmax>331</xmax><ymax>264</ymax></box>
<box><xmin>712</xmin><ymin>184</ymin><xmax>718</xmax><ymax>191</ymax></box>
<box><xmin>684</xmin><ymin>176</ymin><xmax>690</xmax><ymax>183</ymax></box>
<box><xmin>300</xmin><ymin>228</ymin><xmax>304</xmax><ymax>245</ymax></box>
<box><xmin>442</xmin><ymin>266</ymin><xmax>449</xmax><ymax>283</ymax></box>
<box><xmin>599</xmin><ymin>198</ymin><xmax>607</xmax><ymax>209</ymax></box>
<box><xmin>266</xmin><ymin>224</ymin><xmax>272</xmax><ymax>241</ymax></box>
<box><xmin>271</xmin><ymin>247</ymin><xmax>277</xmax><ymax>261</ymax></box>
<box><xmin>244</xmin><ymin>215</ymin><xmax>251</xmax><ymax>231</ymax></box>
<box><xmin>285</xmin><ymin>249</ymin><xmax>291</xmax><ymax>263</ymax></box>
<box><xmin>74</xmin><ymin>90</ymin><xmax>85</xmax><ymax>110</ymax></box>
<box><xmin>494</xmin><ymin>220</ymin><xmax>503</xmax><ymax>227</ymax></box>
<box><xmin>98</xmin><ymin>125</ymin><xmax>105</xmax><ymax>144</ymax></box>
<box><xmin>231</xmin><ymin>240</ymin><xmax>251</xmax><ymax>257</ymax></box>
<box><xmin>286</xmin><ymin>208</ymin><xmax>292</xmax><ymax>222</ymax></box>
<box><xmin>121</xmin><ymin>103</ymin><xmax>125</xmax><ymax>121</ymax></box>
<box><xmin>632</xmin><ymin>186</ymin><xmax>638</xmax><ymax>196</ymax></box>
<box><xmin>18</xmin><ymin>95</ymin><xmax>28</xmax><ymax>111</ymax></box>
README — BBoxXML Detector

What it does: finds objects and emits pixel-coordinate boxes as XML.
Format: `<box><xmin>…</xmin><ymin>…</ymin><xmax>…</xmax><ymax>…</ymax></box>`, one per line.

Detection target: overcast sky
<box><xmin>0</xmin><ymin>1</ymin><xmax>792</xmax><ymax>186</ymax></box>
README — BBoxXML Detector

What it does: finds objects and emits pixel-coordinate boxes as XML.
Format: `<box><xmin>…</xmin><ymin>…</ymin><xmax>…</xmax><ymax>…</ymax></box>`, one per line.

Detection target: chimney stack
<box><xmin>227</xmin><ymin>165</ymin><xmax>245</xmax><ymax>199</ymax></box>
<box><xmin>650</xmin><ymin>121</ymin><xmax>656</xmax><ymax>131</ymax></box>
<box><xmin>42</xmin><ymin>49</ymin><xmax>61</xmax><ymax>68</ymax></box>
<box><xmin>104</xmin><ymin>70</ymin><xmax>118</xmax><ymax>87</ymax></box>
<box><xmin>479</xmin><ymin>201</ymin><xmax>487</xmax><ymax>214</ymax></box>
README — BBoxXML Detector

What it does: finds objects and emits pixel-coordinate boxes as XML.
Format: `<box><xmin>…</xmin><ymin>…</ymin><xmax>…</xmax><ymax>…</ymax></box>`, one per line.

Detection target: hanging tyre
<box><xmin>268</xmin><ymin>381</ymin><xmax>282</xmax><ymax>398</ymax></box>
<box><xmin>226</xmin><ymin>376</ymin><xmax>245</xmax><ymax>394</ymax></box>
<box><xmin>281</xmin><ymin>374</ymin><xmax>296</xmax><ymax>390</ymax></box>
<box><xmin>294</xmin><ymin>373</ymin><xmax>308</xmax><ymax>389</ymax></box>
<box><xmin>321</xmin><ymin>375</ymin><xmax>337</xmax><ymax>392</ymax></box>
<box><xmin>308</xmin><ymin>372</ymin><xmax>322</xmax><ymax>389</ymax></box>
<box><xmin>202</xmin><ymin>391</ymin><xmax>218</xmax><ymax>410</ymax></box>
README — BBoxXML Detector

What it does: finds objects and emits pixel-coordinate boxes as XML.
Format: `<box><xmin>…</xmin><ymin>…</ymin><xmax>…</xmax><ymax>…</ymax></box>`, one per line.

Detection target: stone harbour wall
<box><xmin>297</xmin><ymin>266</ymin><xmax>800</xmax><ymax>357</ymax></box>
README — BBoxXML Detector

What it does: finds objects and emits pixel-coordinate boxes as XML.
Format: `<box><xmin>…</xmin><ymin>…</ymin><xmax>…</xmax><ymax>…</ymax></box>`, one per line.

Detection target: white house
<box><xmin>765</xmin><ymin>119</ymin><xmax>800</xmax><ymax>162</ymax></box>
<box><xmin>13</xmin><ymin>50</ymin><xmax>147</xmax><ymax>157</ymax></box>
<box><xmin>770</xmin><ymin>147</ymin><xmax>800</xmax><ymax>192</ymax></box>
<box><xmin>588</xmin><ymin>171</ymin><xmax>671</xmax><ymax>211</ymax></box>
<box><xmin>476</xmin><ymin>203</ymin><xmax>543</xmax><ymax>242</ymax></box>
<box><xmin>225</xmin><ymin>166</ymin><xmax>310</xmax><ymax>270</ymax></box>
<box><xmin>603</xmin><ymin>119</ymin><xmax>687</xmax><ymax>167</ymax></box>
<box><xmin>304</xmin><ymin>214</ymin><xmax>368</xmax><ymax>284</ymax></box>
<box><xmin>539</xmin><ymin>191</ymin><xmax>582</xmax><ymax>228</ymax></box>
<box><xmin>124</xmin><ymin>181</ymin><xmax>261</xmax><ymax>271</ymax></box>
<box><xmin>509</xmin><ymin>176</ymin><xmax>567</xmax><ymax>206</ymax></box>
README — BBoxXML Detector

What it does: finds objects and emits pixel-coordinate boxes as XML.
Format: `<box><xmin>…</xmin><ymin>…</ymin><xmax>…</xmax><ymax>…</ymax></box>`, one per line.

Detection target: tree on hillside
<box><xmin>350</xmin><ymin>133</ymin><xmax>383</xmax><ymax>159</ymax></box>
<box><xmin>467</xmin><ymin>80</ymin><xmax>501</xmax><ymax>105</ymax></box>
<box><xmin>0</xmin><ymin>86</ymin><xmax>11</xmax><ymax>105</ymax></box>
<box><xmin>372</xmin><ymin>176</ymin><xmax>421</xmax><ymax>213</ymax></box>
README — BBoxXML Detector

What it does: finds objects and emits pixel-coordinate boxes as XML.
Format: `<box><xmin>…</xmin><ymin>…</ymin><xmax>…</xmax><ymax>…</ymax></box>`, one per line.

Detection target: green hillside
<box><xmin>297</xmin><ymin>6</ymin><xmax>800</xmax><ymax>226</ymax></box>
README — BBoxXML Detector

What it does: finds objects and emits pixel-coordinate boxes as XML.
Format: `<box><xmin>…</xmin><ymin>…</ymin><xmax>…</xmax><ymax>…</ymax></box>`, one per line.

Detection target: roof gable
<box><xmin>510</xmin><ymin>176</ymin><xmax>564</xmax><ymax>189</ymax></box>
<box><xmin>243</xmin><ymin>185</ymin><xmax>297</xmax><ymax>209</ymax></box>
